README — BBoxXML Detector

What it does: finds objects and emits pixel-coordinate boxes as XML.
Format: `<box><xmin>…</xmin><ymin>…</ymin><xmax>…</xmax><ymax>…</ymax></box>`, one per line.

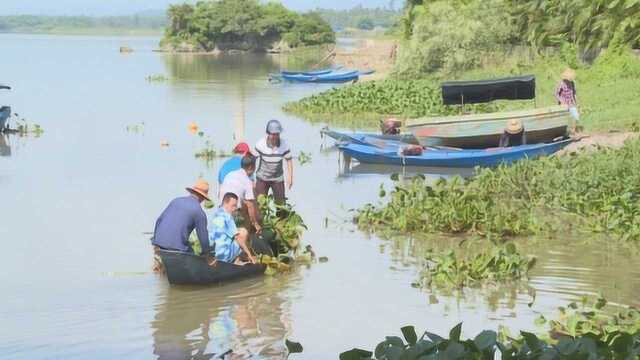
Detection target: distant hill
<box><xmin>0</xmin><ymin>14</ymin><xmax>167</xmax><ymax>35</ymax></box>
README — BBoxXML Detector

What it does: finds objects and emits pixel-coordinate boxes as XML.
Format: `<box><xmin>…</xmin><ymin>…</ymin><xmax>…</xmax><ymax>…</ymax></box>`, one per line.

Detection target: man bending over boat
<box><xmin>219</xmin><ymin>154</ymin><xmax>262</xmax><ymax>234</ymax></box>
<box><xmin>210</xmin><ymin>192</ymin><xmax>257</xmax><ymax>265</ymax></box>
<box><xmin>499</xmin><ymin>119</ymin><xmax>527</xmax><ymax>147</ymax></box>
<box><xmin>152</xmin><ymin>179</ymin><xmax>216</xmax><ymax>268</ymax></box>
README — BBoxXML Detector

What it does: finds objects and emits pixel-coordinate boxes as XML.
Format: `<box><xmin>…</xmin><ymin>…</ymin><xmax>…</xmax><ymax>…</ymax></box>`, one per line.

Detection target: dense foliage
<box><xmin>340</xmin><ymin>296</ymin><xmax>640</xmax><ymax>359</ymax></box>
<box><xmin>339</xmin><ymin>323</ymin><xmax>640</xmax><ymax>359</ymax></box>
<box><xmin>394</xmin><ymin>0</ymin><xmax>640</xmax><ymax>77</ymax></box>
<box><xmin>357</xmin><ymin>138</ymin><xmax>640</xmax><ymax>241</ymax></box>
<box><xmin>162</xmin><ymin>0</ymin><xmax>335</xmax><ymax>52</ymax></box>
<box><xmin>394</xmin><ymin>0</ymin><xmax>515</xmax><ymax>77</ymax></box>
<box><xmin>0</xmin><ymin>14</ymin><xmax>165</xmax><ymax>34</ymax></box>
<box><xmin>283</xmin><ymin>79</ymin><xmax>500</xmax><ymax>120</ymax></box>
<box><xmin>313</xmin><ymin>5</ymin><xmax>400</xmax><ymax>31</ymax></box>
<box><xmin>513</xmin><ymin>0</ymin><xmax>640</xmax><ymax>55</ymax></box>
<box><xmin>420</xmin><ymin>244</ymin><xmax>535</xmax><ymax>289</ymax></box>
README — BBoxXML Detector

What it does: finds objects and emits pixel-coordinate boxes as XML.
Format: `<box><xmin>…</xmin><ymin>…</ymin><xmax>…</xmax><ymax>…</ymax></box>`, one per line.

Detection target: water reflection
<box><xmin>152</xmin><ymin>277</ymin><xmax>294</xmax><ymax>360</ymax></box>
<box><xmin>0</xmin><ymin>134</ymin><xmax>10</xmax><ymax>156</ymax></box>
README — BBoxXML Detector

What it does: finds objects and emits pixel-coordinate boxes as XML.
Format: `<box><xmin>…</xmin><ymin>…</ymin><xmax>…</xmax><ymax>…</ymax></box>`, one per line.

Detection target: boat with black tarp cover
<box><xmin>407</xmin><ymin>75</ymin><xmax>572</xmax><ymax>148</ymax></box>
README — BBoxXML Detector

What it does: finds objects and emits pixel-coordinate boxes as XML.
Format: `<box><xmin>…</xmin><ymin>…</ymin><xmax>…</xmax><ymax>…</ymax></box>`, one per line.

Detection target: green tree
<box><xmin>356</xmin><ymin>17</ymin><xmax>375</xmax><ymax>30</ymax></box>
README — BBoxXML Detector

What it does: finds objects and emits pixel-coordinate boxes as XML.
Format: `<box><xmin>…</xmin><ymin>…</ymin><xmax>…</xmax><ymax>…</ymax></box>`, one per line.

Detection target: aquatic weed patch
<box><xmin>357</xmin><ymin>138</ymin><xmax>640</xmax><ymax>241</ymax></box>
<box><xmin>283</xmin><ymin>79</ymin><xmax>500</xmax><ymax>124</ymax></box>
<box><xmin>258</xmin><ymin>195</ymin><xmax>308</xmax><ymax>255</ymax></box>
<box><xmin>419</xmin><ymin>244</ymin><xmax>535</xmax><ymax>289</ymax></box>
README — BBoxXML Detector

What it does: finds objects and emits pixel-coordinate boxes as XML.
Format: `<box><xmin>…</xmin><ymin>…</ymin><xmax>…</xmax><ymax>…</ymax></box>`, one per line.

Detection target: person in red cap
<box><xmin>217</xmin><ymin>142</ymin><xmax>251</xmax><ymax>185</ymax></box>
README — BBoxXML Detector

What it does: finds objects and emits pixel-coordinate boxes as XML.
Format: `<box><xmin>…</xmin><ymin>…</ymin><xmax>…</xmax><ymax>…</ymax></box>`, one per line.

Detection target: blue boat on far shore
<box><xmin>339</xmin><ymin>138</ymin><xmax>574</xmax><ymax>168</ymax></box>
<box><xmin>282</xmin><ymin>70</ymin><xmax>360</xmax><ymax>83</ymax></box>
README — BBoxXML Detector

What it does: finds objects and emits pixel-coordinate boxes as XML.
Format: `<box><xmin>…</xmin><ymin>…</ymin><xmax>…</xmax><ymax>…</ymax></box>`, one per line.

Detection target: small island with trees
<box><xmin>160</xmin><ymin>0</ymin><xmax>336</xmax><ymax>53</ymax></box>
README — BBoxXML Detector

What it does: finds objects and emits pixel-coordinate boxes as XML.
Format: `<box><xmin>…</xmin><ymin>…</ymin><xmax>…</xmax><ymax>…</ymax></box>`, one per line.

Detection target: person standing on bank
<box><xmin>555</xmin><ymin>68</ymin><xmax>580</xmax><ymax>132</ymax></box>
<box><xmin>255</xmin><ymin>119</ymin><xmax>293</xmax><ymax>205</ymax></box>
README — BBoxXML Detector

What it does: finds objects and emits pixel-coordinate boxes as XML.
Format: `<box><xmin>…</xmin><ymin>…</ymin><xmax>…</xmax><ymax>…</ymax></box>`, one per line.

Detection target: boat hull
<box><xmin>407</xmin><ymin>106</ymin><xmax>571</xmax><ymax>148</ymax></box>
<box><xmin>339</xmin><ymin>139</ymin><xmax>573</xmax><ymax>168</ymax></box>
<box><xmin>159</xmin><ymin>235</ymin><xmax>273</xmax><ymax>285</ymax></box>
<box><xmin>159</xmin><ymin>250</ymin><xmax>266</xmax><ymax>285</ymax></box>
<box><xmin>321</xmin><ymin>129</ymin><xmax>418</xmax><ymax>145</ymax></box>
<box><xmin>282</xmin><ymin>70</ymin><xmax>359</xmax><ymax>83</ymax></box>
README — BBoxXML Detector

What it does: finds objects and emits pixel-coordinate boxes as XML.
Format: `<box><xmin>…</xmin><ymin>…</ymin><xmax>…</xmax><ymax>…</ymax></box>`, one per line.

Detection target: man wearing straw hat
<box><xmin>556</xmin><ymin>68</ymin><xmax>580</xmax><ymax>132</ymax></box>
<box><xmin>499</xmin><ymin>119</ymin><xmax>527</xmax><ymax>147</ymax></box>
<box><xmin>152</xmin><ymin>179</ymin><xmax>216</xmax><ymax>267</ymax></box>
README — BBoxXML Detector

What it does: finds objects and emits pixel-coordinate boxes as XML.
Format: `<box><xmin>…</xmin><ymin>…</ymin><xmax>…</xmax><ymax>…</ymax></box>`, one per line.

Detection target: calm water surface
<box><xmin>1</xmin><ymin>34</ymin><xmax>639</xmax><ymax>359</ymax></box>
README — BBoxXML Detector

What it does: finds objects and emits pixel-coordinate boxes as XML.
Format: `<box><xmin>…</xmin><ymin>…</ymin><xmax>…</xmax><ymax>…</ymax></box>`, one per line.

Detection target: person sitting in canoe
<box><xmin>499</xmin><ymin>119</ymin><xmax>527</xmax><ymax>147</ymax></box>
<box><xmin>219</xmin><ymin>154</ymin><xmax>262</xmax><ymax>234</ymax></box>
<box><xmin>152</xmin><ymin>179</ymin><xmax>216</xmax><ymax>268</ymax></box>
<box><xmin>217</xmin><ymin>142</ymin><xmax>252</xmax><ymax>186</ymax></box>
<box><xmin>209</xmin><ymin>192</ymin><xmax>256</xmax><ymax>265</ymax></box>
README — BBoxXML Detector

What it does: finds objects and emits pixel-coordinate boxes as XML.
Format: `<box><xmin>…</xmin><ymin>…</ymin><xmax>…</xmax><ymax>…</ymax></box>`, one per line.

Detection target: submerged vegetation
<box><xmin>161</xmin><ymin>0</ymin><xmax>335</xmax><ymax>52</ymax></box>
<box><xmin>357</xmin><ymin>138</ymin><xmax>640</xmax><ymax>241</ymax></box>
<box><xmin>419</xmin><ymin>244</ymin><xmax>535</xmax><ymax>290</ymax></box>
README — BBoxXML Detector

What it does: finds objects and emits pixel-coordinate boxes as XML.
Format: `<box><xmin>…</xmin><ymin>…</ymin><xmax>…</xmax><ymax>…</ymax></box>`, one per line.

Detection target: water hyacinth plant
<box><xmin>283</xmin><ymin>79</ymin><xmax>501</xmax><ymax>124</ymax></box>
<box><xmin>339</xmin><ymin>321</ymin><xmax>640</xmax><ymax>359</ymax></box>
<box><xmin>257</xmin><ymin>195</ymin><xmax>307</xmax><ymax>255</ymax></box>
<box><xmin>419</xmin><ymin>244</ymin><xmax>536</xmax><ymax>289</ymax></box>
<box><xmin>357</xmin><ymin>138</ymin><xmax>640</xmax><ymax>242</ymax></box>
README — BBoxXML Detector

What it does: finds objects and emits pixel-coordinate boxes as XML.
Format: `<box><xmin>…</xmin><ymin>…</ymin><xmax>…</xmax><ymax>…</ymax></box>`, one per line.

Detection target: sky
<box><xmin>0</xmin><ymin>0</ymin><xmax>397</xmax><ymax>16</ymax></box>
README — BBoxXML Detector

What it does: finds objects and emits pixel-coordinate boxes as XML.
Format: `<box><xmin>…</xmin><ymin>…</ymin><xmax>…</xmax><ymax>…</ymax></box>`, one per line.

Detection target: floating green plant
<box><xmin>357</xmin><ymin>138</ymin><xmax>640</xmax><ymax>242</ymax></box>
<box><xmin>258</xmin><ymin>195</ymin><xmax>307</xmax><ymax>255</ymax></box>
<box><xmin>125</xmin><ymin>122</ymin><xmax>144</xmax><ymax>133</ymax></box>
<box><xmin>146</xmin><ymin>74</ymin><xmax>168</xmax><ymax>82</ymax></box>
<box><xmin>419</xmin><ymin>244</ymin><xmax>535</xmax><ymax>289</ymax></box>
<box><xmin>194</xmin><ymin>139</ymin><xmax>230</xmax><ymax>163</ymax></box>
<box><xmin>297</xmin><ymin>151</ymin><xmax>312</xmax><ymax>165</ymax></box>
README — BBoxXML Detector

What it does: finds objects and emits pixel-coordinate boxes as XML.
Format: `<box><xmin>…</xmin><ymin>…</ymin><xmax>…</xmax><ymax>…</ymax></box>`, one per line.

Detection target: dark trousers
<box><xmin>255</xmin><ymin>179</ymin><xmax>286</xmax><ymax>205</ymax></box>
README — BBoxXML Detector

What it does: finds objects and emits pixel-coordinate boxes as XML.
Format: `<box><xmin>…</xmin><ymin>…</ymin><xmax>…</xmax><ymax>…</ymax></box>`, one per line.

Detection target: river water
<box><xmin>1</xmin><ymin>34</ymin><xmax>639</xmax><ymax>359</ymax></box>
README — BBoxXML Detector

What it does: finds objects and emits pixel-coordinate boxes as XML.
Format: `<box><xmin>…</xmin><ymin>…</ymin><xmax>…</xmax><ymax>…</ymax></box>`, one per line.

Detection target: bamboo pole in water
<box><xmin>233</xmin><ymin>87</ymin><xmax>246</xmax><ymax>142</ymax></box>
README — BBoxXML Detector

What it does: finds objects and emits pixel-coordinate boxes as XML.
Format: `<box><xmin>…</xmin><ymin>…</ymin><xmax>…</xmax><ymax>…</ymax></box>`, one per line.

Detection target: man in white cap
<box><xmin>254</xmin><ymin>119</ymin><xmax>293</xmax><ymax>206</ymax></box>
<box><xmin>153</xmin><ymin>179</ymin><xmax>216</xmax><ymax>266</ymax></box>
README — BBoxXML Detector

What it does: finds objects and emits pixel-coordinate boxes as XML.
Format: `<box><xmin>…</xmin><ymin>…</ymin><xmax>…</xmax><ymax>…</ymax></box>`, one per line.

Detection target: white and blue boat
<box><xmin>339</xmin><ymin>138</ymin><xmax>574</xmax><ymax>168</ymax></box>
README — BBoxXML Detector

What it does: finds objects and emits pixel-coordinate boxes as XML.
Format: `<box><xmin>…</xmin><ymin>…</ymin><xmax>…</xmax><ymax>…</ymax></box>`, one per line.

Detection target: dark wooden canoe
<box><xmin>158</xmin><ymin>235</ymin><xmax>274</xmax><ymax>285</ymax></box>
<box><xmin>159</xmin><ymin>250</ymin><xmax>267</xmax><ymax>285</ymax></box>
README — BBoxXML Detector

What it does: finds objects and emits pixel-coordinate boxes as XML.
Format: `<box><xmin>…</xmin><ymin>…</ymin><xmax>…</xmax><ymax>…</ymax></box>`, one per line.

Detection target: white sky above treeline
<box><xmin>0</xmin><ymin>0</ymin><xmax>398</xmax><ymax>16</ymax></box>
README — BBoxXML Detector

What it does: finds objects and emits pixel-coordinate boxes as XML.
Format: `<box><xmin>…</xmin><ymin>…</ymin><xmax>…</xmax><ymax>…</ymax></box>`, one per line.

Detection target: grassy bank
<box><xmin>284</xmin><ymin>48</ymin><xmax>640</xmax><ymax>131</ymax></box>
<box><xmin>356</xmin><ymin>137</ymin><xmax>640</xmax><ymax>242</ymax></box>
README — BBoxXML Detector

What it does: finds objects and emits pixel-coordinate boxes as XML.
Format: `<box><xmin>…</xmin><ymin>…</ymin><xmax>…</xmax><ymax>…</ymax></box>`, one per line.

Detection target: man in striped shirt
<box><xmin>254</xmin><ymin>119</ymin><xmax>293</xmax><ymax>205</ymax></box>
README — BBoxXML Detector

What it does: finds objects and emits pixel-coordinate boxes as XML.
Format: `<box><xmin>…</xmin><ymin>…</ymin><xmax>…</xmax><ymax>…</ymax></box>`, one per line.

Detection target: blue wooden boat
<box><xmin>321</xmin><ymin>128</ymin><xmax>418</xmax><ymax>145</ymax></box>
<box><xmin>339</xmin><ymin>139</ymin><xmax>573</xmax><ymax>168</ymax></box>
<box><xmin>280</xmin><ymin>66</ymin><xmax>341</xmax><ymax>76</ymax></box>
<box><xmin>281</xmin><ymin>70</ymin><xmax>360</xmax><ymax>83</ymax></box>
